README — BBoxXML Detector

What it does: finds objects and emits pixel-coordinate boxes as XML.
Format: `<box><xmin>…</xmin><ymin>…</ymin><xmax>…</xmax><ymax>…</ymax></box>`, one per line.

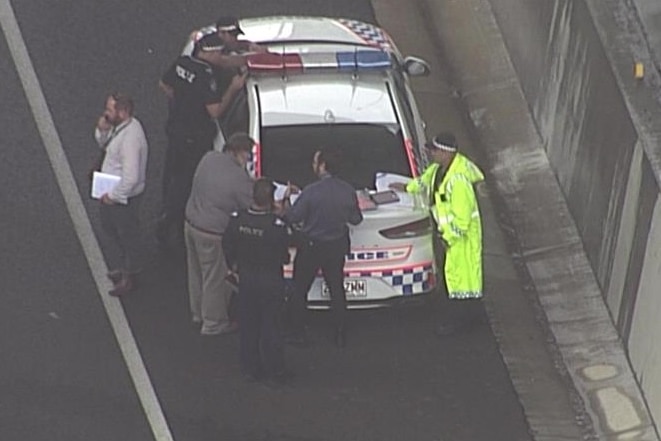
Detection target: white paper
<box><xmin>373</xmin><ymin>172</ymin><xmax>416</xmax><ymax>208</ymax></box>
<box><xmin>274</xmin><ymin>181</ymin><xmax>301</xmax><ymax>204</ymax></box>
<box><xmin>375</xmin><ymin>172</ymin><xmax>411</xmax><ymax>192</ymax></box>
<box><xmin>273</xmin><ymin>182</ymin><xmax>289</xmax><ymax>201</ymax></box>
<box><xmin>91</xmin><ymin>172</ymin><xmax>121</xmax><ymax>199</ymax></box>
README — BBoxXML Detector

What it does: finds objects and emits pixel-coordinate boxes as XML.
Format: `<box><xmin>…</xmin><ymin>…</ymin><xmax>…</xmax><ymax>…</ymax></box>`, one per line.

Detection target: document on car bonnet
<box><xmin>375</xmin><ymin>172</ymin><xmax>411</xmax><ymax>192</ymax></box>
<box><xmin>374</xmin><ymin>172</ymin><xmax>415</xmax><ymax>207</ymax></box>
<box><xmin>91</xmin><ymin>171</ymin><xmax>121</xmax><ymax>199</ymax></box>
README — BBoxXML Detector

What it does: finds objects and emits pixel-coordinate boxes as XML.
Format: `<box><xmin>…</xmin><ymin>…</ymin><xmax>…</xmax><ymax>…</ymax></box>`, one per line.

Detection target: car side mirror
<box><xmin>403</xmin><ymin>56</ymin><xmax>430</xmax><ymax>77</ymax></box>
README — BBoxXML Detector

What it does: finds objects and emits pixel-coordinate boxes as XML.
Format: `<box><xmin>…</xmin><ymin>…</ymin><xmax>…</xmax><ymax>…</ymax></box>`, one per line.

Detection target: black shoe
<box><xmin>334</xmin><ymin>326</ymin><xmax>346</xmax><ymax>349</ymax></box>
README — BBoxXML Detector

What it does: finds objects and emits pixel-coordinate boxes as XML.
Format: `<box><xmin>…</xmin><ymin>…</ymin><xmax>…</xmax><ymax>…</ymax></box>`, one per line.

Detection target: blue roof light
<box><xmin>336</xmin><ymin>50</ymin><xmax>392</xmax><ymax>70</ymax></box>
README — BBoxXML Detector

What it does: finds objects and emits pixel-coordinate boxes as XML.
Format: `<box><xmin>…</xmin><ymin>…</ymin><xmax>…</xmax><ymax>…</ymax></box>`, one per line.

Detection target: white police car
<box><xmin>193</xmin><ymin>16</ymin><xmax>436</xmax><ymax>306</ymax></box>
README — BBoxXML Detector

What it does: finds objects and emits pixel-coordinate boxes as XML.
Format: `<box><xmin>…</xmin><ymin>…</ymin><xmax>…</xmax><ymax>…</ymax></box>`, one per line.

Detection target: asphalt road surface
<box><xmin>0</xmin><ymin>1</ymin><xmax>532</xmax><ymax>440</ymax></box>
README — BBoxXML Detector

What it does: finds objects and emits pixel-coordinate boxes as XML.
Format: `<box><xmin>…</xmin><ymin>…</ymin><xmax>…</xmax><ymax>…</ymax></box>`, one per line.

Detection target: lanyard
<box><xmin>102</xmin><ymin>119</ymin><xmax>130</xmax><ymax>149</ymax></box>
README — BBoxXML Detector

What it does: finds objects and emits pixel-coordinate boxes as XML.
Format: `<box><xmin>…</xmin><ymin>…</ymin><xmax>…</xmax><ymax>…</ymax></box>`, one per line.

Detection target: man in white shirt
<box><xmin>94</xmin><ymin>93</ymin><xmax>149</xmax><ymax>296</ymax></box>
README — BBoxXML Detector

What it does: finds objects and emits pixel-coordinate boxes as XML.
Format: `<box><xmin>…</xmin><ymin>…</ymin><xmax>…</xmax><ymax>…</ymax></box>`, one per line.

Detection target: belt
<box><xmin>186</xmin><ymin>219</ymin><xmax>222</xmax><ymax>236</ymax></box>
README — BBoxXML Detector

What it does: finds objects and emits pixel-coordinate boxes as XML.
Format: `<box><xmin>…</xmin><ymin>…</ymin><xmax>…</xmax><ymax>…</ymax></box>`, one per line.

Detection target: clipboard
<box><xmin>91</xmin><ymin>171</ymin><xmax>120</xmax><ymax>199</ymax></box>
<box><xmin>370</xmin><ymin>190</ymin><xmax>400</xmax><ymax>205</ymax></box>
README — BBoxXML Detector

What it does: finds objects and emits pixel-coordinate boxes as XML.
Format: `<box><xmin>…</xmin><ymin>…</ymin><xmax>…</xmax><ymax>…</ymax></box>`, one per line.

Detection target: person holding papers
<box><xmin>94</xmin><ymin>93</ymin><xmax>148</xmax><ymax>297</ymax></box>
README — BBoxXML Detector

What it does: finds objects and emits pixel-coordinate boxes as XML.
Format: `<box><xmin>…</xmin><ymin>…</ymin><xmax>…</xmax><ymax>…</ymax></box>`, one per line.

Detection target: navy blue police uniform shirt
<box><xmin>223</xmin><ymin>208</ymin><xmax>290</xmax><ymax>274</ymax></box>
<box><xmin>161</xmin><ymin>55</ymin><xmax>223</xmax><ymax>145</ymax></box>
<box><xmin>284</xmin><ymin>173</ymin><xmax>363</xmax><ymax>242</ymax></box>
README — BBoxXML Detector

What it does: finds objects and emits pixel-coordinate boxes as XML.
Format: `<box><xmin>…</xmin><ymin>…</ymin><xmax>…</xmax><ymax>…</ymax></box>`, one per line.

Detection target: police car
<box><xmin>191</xmin><ymin>16</ymin><xmax>436</xmax><ymax>307</ymax></box>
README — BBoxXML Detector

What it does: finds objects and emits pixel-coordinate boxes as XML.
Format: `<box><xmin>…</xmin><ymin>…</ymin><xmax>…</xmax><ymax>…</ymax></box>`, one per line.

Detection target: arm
<box><xmin>282</xmin><ymin>190</ymin><xmax>309</xmax><ymax>226</ymax></box>
<box><xmin>107</xmin><ymin>123</ymin><xmax>146</xmax><ymax>204</ymax></box>
<box><xmin>406</xmin><ymin>164</ymin><xmax>437</xmax><ymax>194</ymax></box>
<box><xmin>208</xmin><ymin>52</ymin><xmax>248</xmax><ymax>69</ymax></box>
<box><xmin>347</xmin><ymin>191</ymin><xmax>363</xmax><ymax>226</ymax></box>
<box><xmin>234</xmin><ymin>40</ymin><xmax>268</xmax><ymax>54</ymax></box>
<box><xmin>441</xmin><ymin>176</ymin><xmax>476</xmax><ymax>247</ymax></box>
<box><xmin>206</xmin><ymin>73</ymin><xmax>247</xmax><ymax>119</ymax></box>
<box><xmin>272</xmin><ymin>220</ymin><xmax>291</xmax><ymax>265</ymax></box>
<box><xmin>158</xmin><ymin>80</ymin><xmax>174</xmax><ymax>100</ymax></box>
<box><xmin>233</xmin><ymin>174</ymin><xmax>254</xmax><ymax>212</ymax></box>
<box><xmin>94</xmin><ymin>116</ymin><xmax>112</xmax><ymax>148</ymax></box>
<box><xmin>222</xmin><ymin>215</ymin><xmax>240</xmax><ymax>270</ymax></box>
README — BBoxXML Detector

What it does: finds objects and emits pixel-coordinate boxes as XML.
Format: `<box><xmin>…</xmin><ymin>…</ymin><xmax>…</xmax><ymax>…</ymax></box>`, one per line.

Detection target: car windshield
<box><xmin>260</xmin><ymin>123</ymin><xmax>411</xmax><ymax>189</ymax></box>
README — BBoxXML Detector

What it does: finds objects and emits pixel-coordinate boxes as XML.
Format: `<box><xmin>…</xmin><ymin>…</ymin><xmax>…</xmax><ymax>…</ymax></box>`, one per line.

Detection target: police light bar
<box><xmin>246</xmin><ymin>50</ymin><xmax>392</xmax><ymax>73</ymax></box>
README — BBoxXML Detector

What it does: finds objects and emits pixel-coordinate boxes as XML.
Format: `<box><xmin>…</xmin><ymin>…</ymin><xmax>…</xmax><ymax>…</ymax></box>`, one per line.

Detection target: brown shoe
<box><xmin>109</xmin><ymin>274</ymin><xmax>134</xmax><ymax>297</ymax></box>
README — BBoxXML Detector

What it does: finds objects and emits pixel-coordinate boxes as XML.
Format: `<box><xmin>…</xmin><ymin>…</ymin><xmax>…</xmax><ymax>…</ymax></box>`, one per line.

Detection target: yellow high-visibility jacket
<box><xmin>406</xmin><ymin>154</ymin><xmax>484</xmax><ymax>298</ymax></box>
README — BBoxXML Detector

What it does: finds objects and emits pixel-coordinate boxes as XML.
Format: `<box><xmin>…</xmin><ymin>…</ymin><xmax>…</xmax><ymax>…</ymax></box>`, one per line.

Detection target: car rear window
<box><xmin>260</xmin><ymin>123</ymin><xmax>411</xmax><ymax>189</ymax></box>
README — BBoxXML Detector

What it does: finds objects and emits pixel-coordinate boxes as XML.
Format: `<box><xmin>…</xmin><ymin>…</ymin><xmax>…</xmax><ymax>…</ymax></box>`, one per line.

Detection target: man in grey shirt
<box><xmin>185</xmin><ymin>132</ymin><xmax>254</xmax><ymax>335</ymax></box>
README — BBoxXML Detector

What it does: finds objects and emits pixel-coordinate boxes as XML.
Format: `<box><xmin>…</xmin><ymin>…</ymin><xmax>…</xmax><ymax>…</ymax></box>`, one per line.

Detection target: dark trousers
<box><xmin>239</xmin><ymin>271</ymin><xmax>285</xmax><ymax>377</ymax></box>
<box><xmin>99</xmin><ymin>196</ymin><xmax>143</xmax><ymax>274</ymax></box>
<box><xmin>161</xmin><ymin>136</ymin><xmax>211</xmax><ymax>236</ymax></box>
<box><xmin>289</xmin><ymin>236</ymin><xmax>349</xmax><ymax>333</ymax></box>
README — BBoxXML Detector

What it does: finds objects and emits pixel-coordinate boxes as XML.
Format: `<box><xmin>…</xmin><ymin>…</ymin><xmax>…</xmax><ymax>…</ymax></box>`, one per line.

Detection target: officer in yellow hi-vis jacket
<box><xmin>391</xmin><ymin>132</ymin><xmax>485</xmax><ymax>335</ymax></box>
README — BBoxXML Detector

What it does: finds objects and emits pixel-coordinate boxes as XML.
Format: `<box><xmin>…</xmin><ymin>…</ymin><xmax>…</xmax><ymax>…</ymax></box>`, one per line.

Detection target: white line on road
<box><xmin>0</xmin><ymin>2</ymin><xmax>174</xmax><ymax>440</ymax></box>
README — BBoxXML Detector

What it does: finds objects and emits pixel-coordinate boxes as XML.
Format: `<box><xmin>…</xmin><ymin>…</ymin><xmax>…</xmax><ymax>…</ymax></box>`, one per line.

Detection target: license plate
<box><xmin>322</xmin><ymin>279</ymin><xmax>367</xmax><ymax>298</ymax></box>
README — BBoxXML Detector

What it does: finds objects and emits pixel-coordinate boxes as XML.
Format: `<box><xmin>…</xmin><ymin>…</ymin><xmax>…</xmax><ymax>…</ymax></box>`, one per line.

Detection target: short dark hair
<box><xmin>223</xmin><ymin>132</ymin><xmax>254</xmax><ymax>153</ymax></box>
<box><xmin>317</xmin><ymin>145</ymin><xmax>343</xmax><ymax>174</ymax></box>
<box><xmin>110</xmin><ymin>92</ymin><xmax>134</xmax><ymax>115</ymax></box>
<box><xmin>253</xmin><ymin>177</ymin><xmax>275</xmax><ymax>206</ymax></box>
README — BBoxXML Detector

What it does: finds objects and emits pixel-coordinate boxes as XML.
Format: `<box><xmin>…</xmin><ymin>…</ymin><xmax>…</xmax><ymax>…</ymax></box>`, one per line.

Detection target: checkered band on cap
<box><xmin>429</xmin><ymin>137</ymin><xmax>457</xmax><ymax>152</ymax></box>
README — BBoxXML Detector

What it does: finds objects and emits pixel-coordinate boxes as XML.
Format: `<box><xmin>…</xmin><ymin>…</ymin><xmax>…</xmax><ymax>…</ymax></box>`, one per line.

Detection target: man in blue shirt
<box><xmin>283</xmin><ymin>146</ymin><xmax>363</xmax><ymax>348</ymax></box>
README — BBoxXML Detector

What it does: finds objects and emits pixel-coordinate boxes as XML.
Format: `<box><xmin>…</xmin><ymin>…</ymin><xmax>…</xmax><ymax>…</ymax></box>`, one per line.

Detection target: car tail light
<box><xmin>379</xmin><ymin>218</ymin><xmax>432</xmax><ymax>239</ymax></box>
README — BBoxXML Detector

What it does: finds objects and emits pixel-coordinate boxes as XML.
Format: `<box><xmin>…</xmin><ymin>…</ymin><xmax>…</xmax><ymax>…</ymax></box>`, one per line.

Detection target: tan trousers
<box><xmin>184</xmin><ymin>222</ymin><xmax>232</xmax><ymax>334</ymax></box>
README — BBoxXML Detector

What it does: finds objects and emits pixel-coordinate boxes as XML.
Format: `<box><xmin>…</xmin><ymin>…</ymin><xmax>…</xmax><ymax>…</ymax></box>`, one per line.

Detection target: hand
<box><xmin>248</xmin><ymin>42</ymin><xmax>268</xmax><ymax>53</ymax></box>
<box><xmin>389</xmin><ymin>182</ymin><xmax>407</xmax><ymax>192</ymax></box>
<box><xmin>225</xmin><ymin>271</ymin><xmax>239</xmax><ymax>286</ymax></box>
<box><xmin>97</xmin><ymin>115</ymin><xmax>112</xmax><ymax>132</ymax></box>
<box><xmin>100</xmin><ymin>193</ymin><xmax>116</xmax><ymax>205</ymax></box>
<box><xmin>284</xmin><ymin>182</ymin><xmax>301</xmax><ymax>197</ymax></box>
<box><xmin>272</xmin><ymin>200</ymin><xmax>286</xmax><ymax>215</ymax></box>
<box><xmin>229</xmin><ymin>72</ymin><xmax>248</xmax><ymax>91</ymax></box>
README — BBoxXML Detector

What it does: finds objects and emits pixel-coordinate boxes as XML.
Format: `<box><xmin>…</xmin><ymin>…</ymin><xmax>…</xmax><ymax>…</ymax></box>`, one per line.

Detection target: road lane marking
<box><xmin>0</xmin><ymin>2</ymin><xmax>174</xmax><ymax>440</ymax></box>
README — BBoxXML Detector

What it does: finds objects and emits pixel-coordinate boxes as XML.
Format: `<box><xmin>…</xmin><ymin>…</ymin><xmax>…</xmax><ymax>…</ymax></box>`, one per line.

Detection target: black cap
<box><xmin>425</xmin><ymin>132</ymin><xmax>458</xmax><ymax>152</ymax></box>
<box><xmin>194</xmin><ymin>32</ymin><xmax>225</xmax><ymax>52</ymax></box>
<box><xmin>216</xmin><ymin>16</ymin><xmax>244</xmax><ymax>35</ymax></box>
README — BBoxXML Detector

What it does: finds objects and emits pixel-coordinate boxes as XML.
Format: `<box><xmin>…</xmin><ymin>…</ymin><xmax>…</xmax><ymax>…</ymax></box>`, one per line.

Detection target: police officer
<box><xmin>391</xmin><ymin>132</ymin><xmax>485</xmax><ymax>336</ymax></box>
<box><xmin>158</xmin><ymin>32</ymin><xmax>246</xmax><ymax>251</ymax></box>
<box><xmin>223</xmin><ymin>178</ymin><xmax>291</xmax><ymax>384</ymax></box>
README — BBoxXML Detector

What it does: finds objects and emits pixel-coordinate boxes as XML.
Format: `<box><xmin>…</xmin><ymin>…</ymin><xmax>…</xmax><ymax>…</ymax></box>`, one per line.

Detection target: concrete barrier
<box><xmin>410</xmin><ymin>0</ymin><xmax>661</xmax><ymax>437</ymax></box>
<box><xmin>487</xmin><ymin>0</ymin><xmax>661</xmax><ymax>435</ymax></box>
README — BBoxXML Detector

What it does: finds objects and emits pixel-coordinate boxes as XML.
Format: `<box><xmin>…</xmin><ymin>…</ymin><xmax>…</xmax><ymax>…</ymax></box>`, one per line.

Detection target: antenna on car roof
<box><xmin>281</xmin><ymin>45</ymin><xmax>287</xmax><ymax>81</ymax></box>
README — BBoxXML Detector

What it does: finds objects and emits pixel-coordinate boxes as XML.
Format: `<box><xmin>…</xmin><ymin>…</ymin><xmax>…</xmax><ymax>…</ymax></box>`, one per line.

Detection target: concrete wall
<box><xmin>487</xmin><ymin>0</ymin><xmax>661</xmax><ymax>428</ymax></box>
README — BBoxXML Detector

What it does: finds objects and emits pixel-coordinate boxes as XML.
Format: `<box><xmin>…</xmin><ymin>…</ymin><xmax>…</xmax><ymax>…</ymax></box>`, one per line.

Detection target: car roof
<box><xmin>253</xmin><ymin>73</ymin><xmax>398</xmax><ymax>127</ymax></box>
<box><xmin>239</xmin><ymin>16</ymin><xmax>396</xmax><ymax>52</ymax></box>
